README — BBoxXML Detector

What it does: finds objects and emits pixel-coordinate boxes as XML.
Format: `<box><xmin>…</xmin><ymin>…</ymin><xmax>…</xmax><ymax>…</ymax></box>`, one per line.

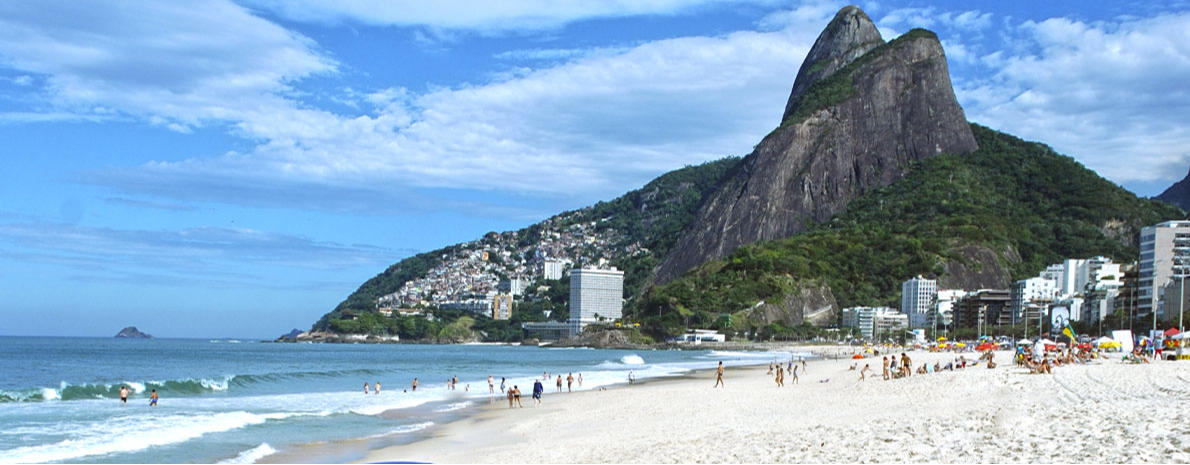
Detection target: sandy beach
<box><xmin>360</xmin><ymin>347</ymin><xmax>1190</xmax><ymax>463</ymax></box>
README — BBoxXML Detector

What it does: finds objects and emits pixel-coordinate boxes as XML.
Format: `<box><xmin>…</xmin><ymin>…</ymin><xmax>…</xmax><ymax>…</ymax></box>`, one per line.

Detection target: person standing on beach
<box><xmin>791</xmin><ymin>364</ymin><xmax>799</xmax><ymax>384</ymax></box>
<box><xmin>500</xmin><ymin>377</ymin><xmax>506</xmax><ymax>393</ymax></box>
<box><xmin>488</xmin><ymin>375</ymin><xmax>494</xmax><ymax>394</ymax></box>
<box><xmin>578</xmin><ymin>373</ymin><xmax>582</xmax><ymax>387</ymax></box>
<box><xmin>412</xmin><ymin>378</ymin><xmax>418</xmax><ymax>391</ymax></box>
<box><xmin>513</xmin><ymin>386</ymin><xmax>523</xmax><ymax>408</ymax></box>
<box><xmin>149</xmin><ymin>389</ymin><xmax>158</xmax><ymax>407</ymax></box>
<box><xmin>628</xmin><ymin>370</ymin><xmax>635</xmax><ymax>384</ymax></box>
<box><xmin>506</xmin><ymin>386</ymin><xmax>514</xmax><ymax>408</ymax></box>
<box><xmin>119</xmin><ymin>386</ymin><xmax>129</xmax><ymax>405</ymax></box>
<box><xmin>768</xmin><ymin>362</ymin><xmax>774</xmax><ymax>375</ymax></box>
<box><xmin>801</xmin><ymin>357</ymin><xmax>807</xmax><ymax>373</ymax></box>
<box><xmin>452</xmin><ymin>376</ymin><xmax>458</xmax><ymax>390</ymax></box>
<box><xmin>532</xmin><ymin>379</ymin><xmax>543</xmax><ymax>406</ymax></box>
<box><xmin>566</xmin><ymin>373</ymin><xmax>574</xmax><ymax>392</ymax></box>
<box><xmin>714</xmin><ymin>361</ymin><xmax>725</xmax><ymax>388</ymax></box>
<box><xmin>882</xmin><ymin>357</ymin><xmax>890</xmax><ymax>381</ymax></box>
<box><xmin>556</xmin><ymin>375</ymin><xmax>563</xmax><ymax>392</ymax></box>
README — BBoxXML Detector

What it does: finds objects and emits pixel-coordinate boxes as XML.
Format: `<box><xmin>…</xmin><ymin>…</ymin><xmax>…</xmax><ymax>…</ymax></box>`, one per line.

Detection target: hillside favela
<box><xmin>1</xmin><ymin>2</ymin><xmax>1188</xmax><ymax>464</ymax></box>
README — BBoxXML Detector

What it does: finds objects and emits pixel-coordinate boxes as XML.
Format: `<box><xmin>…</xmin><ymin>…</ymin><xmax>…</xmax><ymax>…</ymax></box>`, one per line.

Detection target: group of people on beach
<box><xmin>766</xmin><ymin>357</ymin><xmax>806</xmax><ymax>387</ymax></box>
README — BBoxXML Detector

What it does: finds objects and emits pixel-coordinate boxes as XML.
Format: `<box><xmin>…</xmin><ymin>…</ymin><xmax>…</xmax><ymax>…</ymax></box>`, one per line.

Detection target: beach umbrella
<box><xmin>1017</xmin><ymin>339</ymin><xmax>1032</xmax><ymax>345</ymax></box>
<box><xmin>976</xmin><ymin>342</ymin><xmax>997</xmax><ymax>351</ymax></box>
<box><xmin>956</xmin><ymin>343</ymin><xmax>967</xmax><ymax>347</ymax></box>
<box><xmin>851</xmin><ymin>354</ymin><xmax>864</xmax><ymax>359</ymax></box>
<box><xmin>938</xmin><ymin>336</ymin><xmax>947</xmax><ymax>341</ymax></box>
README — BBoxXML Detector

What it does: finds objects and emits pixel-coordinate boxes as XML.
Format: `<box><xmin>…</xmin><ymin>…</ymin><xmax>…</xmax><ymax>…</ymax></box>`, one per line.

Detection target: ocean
<box><xmin>0</xmin><ymin>337</ymin><xmax>804</xmax><ymax>464</ymax></box>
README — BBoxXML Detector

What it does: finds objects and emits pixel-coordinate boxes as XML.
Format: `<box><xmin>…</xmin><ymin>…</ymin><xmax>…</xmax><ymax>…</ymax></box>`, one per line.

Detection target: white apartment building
<box><xmin>842</xmin><ymin>306</ymin><xmax>900</xmax><ymax>340</ymax></box>
<box><xmin>568</xmin><ymin>267</ymin><xmax>624</xmax><ymax>336</ymax></box>
<box><xmin>1140</xmin><ymin>221</ymin><xmax>1190</xmax><ymax>320</ymax></box>
<box><xmin>932</xmin><ymin>289</ymin><xmax>966</xmax><ymax>327</ymax></box>
<box><xmin>498</xmin><ymin>277</ymin><xmax>526</xmax><ymax>296</ymax></box>
<box><xmin>1010</xmin><ymin>277</ymin><xmax>1057</xmax><ymax>319</ymax></box>
<box><xmin>543</xmin><ymin>259</ymin><xmax>565</xmax><ymax>281</ymax></box>
<box><xmin>902</xmin><ymin>276</ymin><xmax>937</xmax><ymax>328</ymax></box>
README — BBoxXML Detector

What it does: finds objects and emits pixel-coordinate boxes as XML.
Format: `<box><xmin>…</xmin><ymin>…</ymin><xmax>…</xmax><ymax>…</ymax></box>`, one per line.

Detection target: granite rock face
<box><xmin>741</xmin><ymin>280</ymin><xmax>839</xmax><ymax>328</ymax></box>
<box><xmin>655</xmin><ymin>6</ymin><xmax>978</xmax><ymax>283</ymax></box>
<box><xmin>1154</xmin><ymin>166</ymin><xmax>1190</xmax><ymax>210</ymax></box>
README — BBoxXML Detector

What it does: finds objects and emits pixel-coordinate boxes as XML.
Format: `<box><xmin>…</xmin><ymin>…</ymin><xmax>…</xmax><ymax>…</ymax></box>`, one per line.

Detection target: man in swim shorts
<box><xmin>149</xmin><ymin>389</ymin><xmax>158</xmax><ymax>406</ymax></box>
<box><xmin>714</xmin><ymin>361</ymin><xmax>725</xmax><ymax>388</ymax></box>
<box><xmin>119</xmin><ymin>386</ymin><xmax>129</xmax><ymax>404</ymax></box>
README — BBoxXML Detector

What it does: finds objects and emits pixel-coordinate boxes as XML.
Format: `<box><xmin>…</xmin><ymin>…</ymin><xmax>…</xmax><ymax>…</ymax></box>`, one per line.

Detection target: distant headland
<box><xmin>114</xmin><ymin>326</ymin><xmax>153</xmax><ymax>338</ymax></box>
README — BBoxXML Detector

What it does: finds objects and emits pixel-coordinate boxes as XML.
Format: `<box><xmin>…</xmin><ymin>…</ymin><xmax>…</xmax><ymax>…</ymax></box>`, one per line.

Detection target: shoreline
<box><xmin>354</xmin><ymin>348</ymin><xmax>1190</xmax><ymax>464</ymax></box>
<box><xmin>261</xmin><ymin>344</ymin><xmax>821</xmax><ymax>464</ymax></box>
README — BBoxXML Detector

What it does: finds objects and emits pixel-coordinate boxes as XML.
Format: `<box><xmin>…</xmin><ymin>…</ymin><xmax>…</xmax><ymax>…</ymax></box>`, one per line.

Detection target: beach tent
<box><xmin>1017</xmin><ymin>339</ymin><xmax>1032</xmax><ymax>346</ymax></box>
<box><xmin>976</xmin><ymin>342</ymin><xmax>997</xmax><ymax>351</ymax></box>
<box><xmin>1164</xmin><ymin>328</ymin><xmax>1181</xmax><ymax>337</ymax></box>
<box><xmin>1094</xmin><ymin>336</ymin><xmax>1113</xmax><ymax>345</ymax></box>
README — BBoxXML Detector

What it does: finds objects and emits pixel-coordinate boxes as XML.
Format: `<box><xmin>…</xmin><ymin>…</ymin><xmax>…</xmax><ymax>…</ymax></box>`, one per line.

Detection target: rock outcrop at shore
<box><xmin>655</xmin><ymin>6</ymin><xmax>978</xmax><ymax>283</ymax></box>
<box><xmin>114</xmin><ymin>326</ymin><xmax>153</xmax><ymax>338</ymax></box>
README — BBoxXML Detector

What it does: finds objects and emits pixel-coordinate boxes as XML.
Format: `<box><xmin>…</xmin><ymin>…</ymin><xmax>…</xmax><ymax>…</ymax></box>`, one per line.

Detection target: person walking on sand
<box><xmin>556</xmin><ymin>375</ymin><xmax>563</xmax><ymax>392</ymax></box>
<box><xmin>513</xmin><ymin>385</ymin><xmax>523</xmax><ymax>408</ymax></box>
<box><xmin>149</xmin><ymin>389</ymin><xmax>158</xmax><ymax>407</ymax></box>
<box><xmin>714</xmin><ymin>361</ymin><xmax>725</xmax><ymax>388</ymax></box>
<box><xmin>532</xmin><ymin>379</ymin><xmax>543</xmax><ymax>406</ymax></box>
<box><xmin>119</xmin><ymin>386</ymin><xmax>129</xmax><ymax>405</ymax></box>
<box><xmin>566</xmin><ymin>373</ymin><xmax>574</xmax><ymax>392</ymax></box>
<box><xmin>489</xmin><ymin>375</ymin><xmax>494</xmax><ymax>394</ymax></box>
<box><xmin>506</xmin><ymin>386</ymin><xmax>514</xmax><ymax>409</ymax></box>
<box><xmin>412</xmin><ymin>378</ymin><xmax>418</xmax><ymax>391</ymax></box>
<box><xmin>775</xmin><ymin>365</ymin><xmax>784</xmax><ymax>387</ymax></box>
<box><xmin>628</xmin><ymin>370</ymin><xmax>635</xmax><ymax>384</ymax></box>
<box><xmin>768</xmin><ymin>362</ymin><xmax>774</xmax><ymax>375</ymax></box>
<box><xmin>791</xmin><ymin>364</ymin><xmax>799</xmax><ymax>384</ymax></box>
<box><xmin>860</xmin><ymin>364</ymin><xmax>871</xmax><ymax>381</ymax></box>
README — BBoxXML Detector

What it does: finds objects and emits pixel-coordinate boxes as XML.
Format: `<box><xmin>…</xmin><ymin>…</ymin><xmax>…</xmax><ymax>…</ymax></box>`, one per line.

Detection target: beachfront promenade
<box><xmin>358</xmin><ymin>347</ymin><xmax>1190</xmax><ymax>464</ymax></box>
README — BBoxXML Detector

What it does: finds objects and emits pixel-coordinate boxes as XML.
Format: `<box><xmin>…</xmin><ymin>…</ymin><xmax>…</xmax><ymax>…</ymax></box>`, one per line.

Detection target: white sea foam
<box><xmin>40</xmin><ymin>387</ymin><xmax>59</xmax><ymax>401</ymax></box>
<box><xmin>361</xmin><ymin>421</ymin><xmax>435</xmax><ymax>440</ymax></box>
<box><xmin>218</xmin><ymin>443</ymin><xmax>277</xmax><ymax>464</ymax></box>
<box><xmin>0</xmin><ymin>411</ymin><xmax>297</xmax><ymax>463</ymax></box>
<box><xmin>434</xmin><ymin>401</ymin><xmax>472</xmax><ymax>413</ymax></box>
<box><xmin>621</xmin><ymin>354</ymin><xmax>645</xmax><ymax>365</ymax></box>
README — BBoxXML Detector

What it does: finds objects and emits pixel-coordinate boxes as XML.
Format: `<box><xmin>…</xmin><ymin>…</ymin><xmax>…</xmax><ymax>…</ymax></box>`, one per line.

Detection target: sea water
<box><xmin>0</xmin><ymin>337</ymin><xmax>806</xmax><ymax>464</ymax></box>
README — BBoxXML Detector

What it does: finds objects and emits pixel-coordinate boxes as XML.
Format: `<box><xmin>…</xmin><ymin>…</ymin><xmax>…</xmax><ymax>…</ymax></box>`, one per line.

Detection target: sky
<box><xmin>1</xmin><ymin>0</ymin><xmax>1188</xmax><ymax>338</ymax></box>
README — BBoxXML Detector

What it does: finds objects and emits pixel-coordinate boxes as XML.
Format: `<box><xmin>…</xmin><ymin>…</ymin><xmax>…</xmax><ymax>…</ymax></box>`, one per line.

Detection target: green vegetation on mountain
<box><xmin>311</xmin><ymin>156</ymin><xmax>740</xmax><ymax>338</ymax></box>
<box><xmin>634</xmin><ymin>124</ymin><xmax>1184</xmax><ymax>335</ymax></box>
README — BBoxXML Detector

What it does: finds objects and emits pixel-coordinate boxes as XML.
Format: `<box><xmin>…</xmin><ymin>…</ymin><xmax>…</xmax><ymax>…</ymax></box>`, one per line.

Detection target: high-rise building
<box><xmin>1010</xmin><ymin>277</ymin><xmax>1057</xmax><ymax>322</ymax></box>
<box><xmin>954</xmin><ymin>289</ymin><xmax>1011</xmax><ymax>328</ymax></box>
<box><xmin>933</xmin><ymin>289</ymin><xmax>966</xmax><ymax>327</ymax></box>
<box><xmin>901</xmin><ymin>276</ymin><xmax>937</xmax><ymax>328</ymax></box>
<box><xmin>568</xmin><ymin>268</ymin><xmax>624</xmax><ymax>336</ymax></box>
<box><xmin>842</xmin><ymin>307</ymin><xmax>900</xmax><ymax>339</ymax></box>
<box><xmin>543</xmin><ymin>259</ymin><xmax>564</xmax><ymax>281</ymax></box>
<box><xmin>1139</xmin><ymin>221</ymin><xmax>1190</xmax><ymax>320</ymax></box>
<box><xmin>498</xmin><ymin>277</ymin><xmax>526</xmax><ymax>296</ymax></box>
<box><xmin>491</xmin><ymin>294</ymin><xmax>513</xmax><ymax>320</ymax></box>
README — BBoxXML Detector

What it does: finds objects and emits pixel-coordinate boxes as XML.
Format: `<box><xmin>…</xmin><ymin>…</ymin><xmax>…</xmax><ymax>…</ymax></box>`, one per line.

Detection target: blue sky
<box><xmin>1</xmin><ymin>0</ymin><xmax>1188</xmax><ymax>338</ymax></box>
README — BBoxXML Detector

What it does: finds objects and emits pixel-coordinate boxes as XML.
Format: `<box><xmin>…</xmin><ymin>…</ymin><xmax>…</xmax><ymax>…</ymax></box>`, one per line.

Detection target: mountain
<box><xmin>1154</xmin><ymin>166</ymin><xmax>1190</xmax><ymax>210</ymax></box>
<box><xmin>654</xmin><ymin>6</ymin><xmax>978</xmax><ymax>283</ymax></box>
<box><xmin>114</xmin><ymin>326</ymin><xmax>152</xmax><ymax>338</ymax></box>
<box><xmin>308</xmin><ymin>6</ymin><xmax>1183</xmax><ymax>341</ymax></box>
<box><xmin>636</xmin><ymin>124</ymin><xmax>1182</xmax><ymax>335</ymax></box>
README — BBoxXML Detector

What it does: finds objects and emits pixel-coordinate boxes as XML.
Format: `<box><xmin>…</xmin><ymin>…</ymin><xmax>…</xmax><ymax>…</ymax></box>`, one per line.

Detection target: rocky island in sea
<box><xmin>114</xmin><ymin>326</ymin><xmax>153</xmax><ymax>338</ymax></box>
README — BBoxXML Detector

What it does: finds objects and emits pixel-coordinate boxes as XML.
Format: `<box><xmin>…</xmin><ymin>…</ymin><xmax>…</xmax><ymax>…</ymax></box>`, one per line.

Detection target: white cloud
<box><xmin>956</xmin><ymin>12</ymin><xmax>1190</xmax><ymax>186</ymax></box>
<box><xmin>244</xmin><ymin>0</ymin><xmax>778</xmax><ymax>32</ymax></box>
<box><xmin>42</xmin><ymin>2</ymin><xmax>835</xmax><ymax>210</ymax></box>
<box><xmin>0</xmin><ymin>0</ymin><xmax>335</xmax><ymax>130</ymax></box>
